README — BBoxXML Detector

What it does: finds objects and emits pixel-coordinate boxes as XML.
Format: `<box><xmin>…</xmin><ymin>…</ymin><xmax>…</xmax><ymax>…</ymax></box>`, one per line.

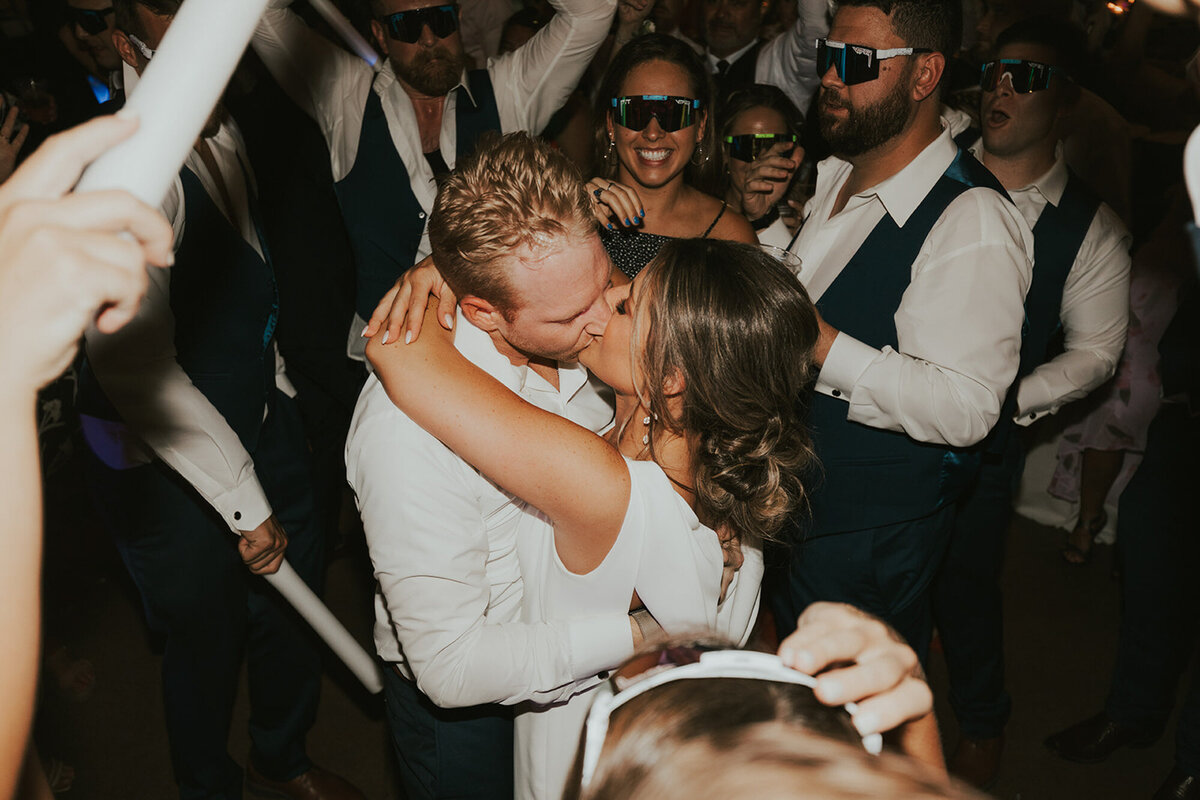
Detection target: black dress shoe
<box><xmin>1044</xmin><ymin>712</ymin><xmax>1161</xmax><ymax>763</ymax></box>
<box><xmin>1154</xmin><ymin>766</ymin><xmax>1200</xmax><ymax>800</ymax></box>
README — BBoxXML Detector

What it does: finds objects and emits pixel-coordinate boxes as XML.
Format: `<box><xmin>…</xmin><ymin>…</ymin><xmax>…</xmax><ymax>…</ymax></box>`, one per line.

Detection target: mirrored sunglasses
<box><xmin>381</xmin><ymin>5</ymin><xmax>458</xmax><ymax>43</ymax></box>
<box><xmin>66</xmin><ymin>5</ymin><xmax>114</xmax><ymax>35</ymax></box>
<box><xmin>980</xmin><ymin>59</ymin><xmax>1067</xmax><ymax>93</ymax></box>
<box><xmin>724</xmin><ymin>133</ymin><xmax>798</xmax><ymax>162</ymax></box>
<box><xmin>611</xmin><ymin>95</ymin><xmax>702</xmax><ymax>132</ymax></box>
<box><xmin>579</xmin><ymin>647</ymin><xmax>883</xmax><ymax>789</ymax></box>
<box><xmin>815</xmin><ymin>38</ymin><xmax>932</xmax><ymax>85</ymax></box>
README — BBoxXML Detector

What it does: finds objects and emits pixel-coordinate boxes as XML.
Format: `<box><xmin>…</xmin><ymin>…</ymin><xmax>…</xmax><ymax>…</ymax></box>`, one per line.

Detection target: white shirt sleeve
<box><xmin>1015</xmin><ymin>203</ymin><xmax>1131</xmax><ymax>424</ymax></box>
<box><xmin>83</xmin><ymin>179</ymin><xmax>273</xmax><ymax>533</ymax></box>
<box><xmin>252</xmin><ymin>1</ymin><xmax>375</xmax><ymax>179</ymax></box>
<box><xmin>816</xmin><ymin>188</ymin><xmax>1034</xmax><ymax>447</ymax></box>
<box><xmin>348</xmin><ymin>380</ymin><xmax>632</xmax><ymax>709</ymax></box>
<box><xmin>489</xmin><ymin>0</ymin><xmax>616</xmax><ymax>135</ymax></box>
<box><xmin>754</xmin><ymin>0</ymin><xmax>829</xmax><ymax>117</ymax></box>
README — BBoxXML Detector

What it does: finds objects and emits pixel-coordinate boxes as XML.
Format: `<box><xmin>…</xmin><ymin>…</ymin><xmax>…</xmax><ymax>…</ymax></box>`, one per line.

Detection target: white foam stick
<box><xmin>267</xmin><ymin>563</ymin><xmax>384</xmax><ymax>693</ymax></box>
<box><xmin>75</xmin><ymin>0</ymin><xmax>269</xmax><ymax>203</ymax></box>
<box><xmin>75</xmin><ymin>0</ymin><xmax>383</xmax><ymax>694</ymax></box>
<box><xmin>308</xmin><ymin>0</ymin><xmax>380</xmax><ymax>67</ymax></box>
<box><xmin>1186</xmin><ymin>124</ymin><xmax>1200</xmax><ymax>225</ymax></box>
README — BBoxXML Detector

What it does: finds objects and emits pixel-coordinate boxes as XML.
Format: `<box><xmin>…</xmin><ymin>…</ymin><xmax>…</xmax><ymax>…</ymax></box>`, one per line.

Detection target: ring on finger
<box><xmin>607</xmin><ymin>182</ymin><xmax>616</xmax><ymax>191</ymax></box>
<box><xmin>593</xmin><ymin>187</ymin><xmax>604</xmax><ymax>201</ymax></box>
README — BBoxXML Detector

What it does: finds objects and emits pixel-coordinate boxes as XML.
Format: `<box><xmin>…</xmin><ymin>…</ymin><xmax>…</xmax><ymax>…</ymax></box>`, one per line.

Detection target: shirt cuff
<box><xmin>211</xmin><ymin>470</ymin><xmax>273</xmax><ymax>532</ymax></box>
<box><xmin>814</xmin><ymin>332</ymin><xmax>879</xmax><ymax>401</ymax></box>
<box><xmin>566</xmin><ymin>614</ymin><xmax>635</xmax><ymax>679</ymax></box>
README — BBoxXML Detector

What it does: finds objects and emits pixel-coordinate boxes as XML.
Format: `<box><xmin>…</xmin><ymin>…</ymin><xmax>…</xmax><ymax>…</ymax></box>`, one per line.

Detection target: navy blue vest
<box><xmin>334</xmin><ymin>70</ymin><xmax>501</xmax><ymax>320</ymax></box>
<box><xmin>806</xmin><ymin>149</ymin><xmax>1009</xmax><ymax>534</ymax></box>
<box><xmin>81</xmin><ymin>162</ymin><xmax>280</xmax><ymax>453</ymax></box>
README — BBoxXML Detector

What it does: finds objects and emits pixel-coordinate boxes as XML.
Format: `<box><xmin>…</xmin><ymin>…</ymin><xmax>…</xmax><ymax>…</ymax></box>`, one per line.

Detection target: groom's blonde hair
<box><xmin>428</xmin><ymin>132</ymin><xmax>594</xmax><ymax>315</ymax></box>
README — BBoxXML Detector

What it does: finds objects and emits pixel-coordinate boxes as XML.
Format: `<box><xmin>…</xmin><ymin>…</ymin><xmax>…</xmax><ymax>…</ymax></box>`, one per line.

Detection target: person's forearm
<box><xmin>0</xmin><ymin>389</ymin><xmax>43</xmax><ymax>800</ymax></box>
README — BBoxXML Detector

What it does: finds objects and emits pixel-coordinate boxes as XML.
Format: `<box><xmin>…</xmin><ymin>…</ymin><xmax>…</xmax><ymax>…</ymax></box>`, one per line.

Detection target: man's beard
<box><xmin>393</xmin><ymin>45</ymin><xmax>469</xmax><ymax>97</ymax></box>
<box><xmin>818</xmin><ymin>73</ymin><xmax>913</xmax><ymax>158</ymax></box>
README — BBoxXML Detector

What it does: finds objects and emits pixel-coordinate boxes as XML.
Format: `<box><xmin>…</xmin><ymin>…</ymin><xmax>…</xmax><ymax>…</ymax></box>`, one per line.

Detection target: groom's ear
<box><xmin>460</xmin><ymin>295</ymin><xmax>503</xmax><ymax>332</ymax></box>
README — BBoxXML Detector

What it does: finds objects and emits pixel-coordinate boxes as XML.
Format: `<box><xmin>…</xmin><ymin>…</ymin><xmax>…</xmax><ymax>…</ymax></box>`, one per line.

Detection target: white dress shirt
<box><xmin>706</xmin><ymin>0</ymin><xmax>829</xmax><ymax>116</ymax></box>
<box><xmin>787</xmin><ymin>120</ymin><xmax>1035</xmax><ymax>448</ymax></box>
<box><xmin>966</xmin><ymin>141</ymin><xmax>1131</xmax><ymax>425</ymax></box>
<box><xmin>345</xmin><ymin>310</ymin><xmax>630</xmax><ymax>709</ymax></box>
<box><xmin>82</xmin><ymin>120</ymin><xmax>292</xmax><ymax>534</ymax></box>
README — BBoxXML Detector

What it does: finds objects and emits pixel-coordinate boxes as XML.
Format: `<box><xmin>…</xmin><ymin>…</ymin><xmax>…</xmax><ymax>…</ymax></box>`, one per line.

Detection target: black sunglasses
<box><xmin>66</xmin><ymin>5</ymin><xmax>114</xmax><ymax>35</ymax></box>
<box><xmin>815</xmin><ymin>37</ymin><xmax>932</xmax><ymax>85</ymax></box>
<box><xmin>611</xmin><ymin>95</ymin><xmax>702</xmax><ymax>132</ymax></box>
<box><xmin>724</xmin><ymin>133</ymin><xmax>798</xmax><ymax>162</ymax></box>
<box><xmin>980</xmin><ymin>59</ymin><xmax>1067</xmax><ymax>93</ymax></box>
<box><xmin>380</xmin><ymin>5</ymin><xmax>459</xmax><ymax>43</ymax></box>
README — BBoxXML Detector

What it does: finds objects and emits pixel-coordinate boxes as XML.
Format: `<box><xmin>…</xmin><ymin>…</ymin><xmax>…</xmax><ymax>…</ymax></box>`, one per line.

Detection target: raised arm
<box><xmin>490</xmin><ymin>0</ymin><xmax>616</xmax><ymax>135</ymax></box>
<box><xmin>756</xmin><ymin>0</ymin><xmax>830</xmax><ymax>118</ymax></box>
<box><xmin>366</xmin><ymin>302</ymin><xmax>631</xmax><ymax>573</ymax></box>
<box><xmin>252</xmin><ymin>0</ymin><xmax>374</xmax><ymax>176</ymax></box>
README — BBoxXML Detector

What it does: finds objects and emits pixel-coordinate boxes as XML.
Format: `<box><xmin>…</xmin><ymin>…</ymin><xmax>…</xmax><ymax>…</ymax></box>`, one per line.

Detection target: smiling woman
<box><xmin>588</xmin><ymin>34</ymin><xmax>758</xmax><ymax>278</ymax></box>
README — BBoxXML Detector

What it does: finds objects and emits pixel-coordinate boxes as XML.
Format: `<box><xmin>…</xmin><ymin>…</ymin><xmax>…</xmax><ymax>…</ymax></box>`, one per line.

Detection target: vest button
<box><xmin>831</xmin><ymin>389</ymin><xmax>841</xmax><ymax>398</ymax></box>
<box><xmin>418</xmin><ymin>212</ymin><xmax>426</xmax><ymax>219</ymax></box>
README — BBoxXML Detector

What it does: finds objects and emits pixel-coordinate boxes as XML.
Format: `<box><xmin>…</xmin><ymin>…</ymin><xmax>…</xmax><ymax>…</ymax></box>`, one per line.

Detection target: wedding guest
<box><xmin>77</xmin><ymin>4</ymin><xmax>363</xmax><ymax>798</ymax></box>
<box><xmin>589</xmin><ymin>34</ymin><xmax>756</xmax><ymax>279</ymax></box>
<box><xmin>930</xmin><ymin>17</ymin><xmax>1131</xmax><ymax>787</ymax></box>
<box><xmin>767</xmin><ymin>0</ymin><xmax>1034</xmax><ymax>664</ymax></box>
<box><xmin>251</xmin><ymin>0</ymin><xmax>615</xmax><ymax>359</ymax></box>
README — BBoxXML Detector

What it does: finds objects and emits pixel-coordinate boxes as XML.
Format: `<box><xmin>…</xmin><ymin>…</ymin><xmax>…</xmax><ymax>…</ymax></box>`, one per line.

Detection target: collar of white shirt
<box><xmin>816</xmin><ymin>118</ymin><xmax>960</xmax><ymax>227</ymax></box>
<box><xmin>706</xmin><ymin>39</ymin><xmax>758</xmax><ymax>73</ymax></box>
<box><xmin>452</xmin><ymin>307</ymin><xmax>590</xmax><ymax>402</ymax></box>
<box><xmin>969</xmin><ymin>138</ymin><xmax>1068</xmax><ymax>208</ymax></box>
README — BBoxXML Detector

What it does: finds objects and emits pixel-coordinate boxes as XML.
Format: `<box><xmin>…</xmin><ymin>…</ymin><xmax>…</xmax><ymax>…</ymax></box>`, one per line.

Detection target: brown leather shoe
<box><xmin>245</xmin><ymin>762</ymin><xmax>366</xmax><ymax>800</ymax></box>
<box><xmin>949</xmin><ymin>735</ymin><xmax>1003</xmax><ymax>790</ymax></box>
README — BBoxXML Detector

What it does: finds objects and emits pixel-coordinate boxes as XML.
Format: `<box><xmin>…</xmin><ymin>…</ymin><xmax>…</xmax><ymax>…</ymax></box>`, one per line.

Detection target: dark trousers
<box><xmin>382</xmin><ymin>663</ymin><xmax>514</xmax><ymax>800</ymax></box>
<box><xmin>768</xmin><ymin>503</ymin><xmax>957</xmax><ymax>664</ymax></box>
<box><xmin>88</xmin><ymin>393</ymin><xmax>325</xmax><ymax>800</ymax></box>
<box><xmin>930</xmin><ymin>436</ymin><xmax>1022</xmax><ymax>739</ymax></box>
<box><xmin>1104</xmin><ymin>404</ymin><xmax>1200</xmax><ymax>775</ymax></box>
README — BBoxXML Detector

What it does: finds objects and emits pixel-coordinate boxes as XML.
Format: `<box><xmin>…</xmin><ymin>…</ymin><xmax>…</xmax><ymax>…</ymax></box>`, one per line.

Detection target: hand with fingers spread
<box><xmin>0</xmin><ymin>106</ymin><xmax>30</xmax><ymax>185</ymax></box>
<box><xmin>777</xmin><ymin>602</ymin><xmax>943</xmax><ymax>772</ymax></box>
<box><xmin>586</xmin><ymin>177</ymin><xmax>644</xmax><ymax>231</ymax></box>
<box><xmin>0</xmin><ymin>113</ymin><xmax>174</xmax><ymax>396</ymax></box>
<box><xmin>361</xmin><ymin>255</ymin><xmax>458</xmax><ymax>347</ymax></box>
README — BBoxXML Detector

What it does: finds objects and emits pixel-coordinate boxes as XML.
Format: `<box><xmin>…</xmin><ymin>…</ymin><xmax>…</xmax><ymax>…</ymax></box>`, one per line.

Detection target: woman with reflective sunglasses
<box><xmin>368</xmin><ymin>231</ymin><xmax>819</xmax><ymax>798</ymax></box>
<box><xmin>589</xmin><ymin>34</ymin><xmax>758</xmax><ymax>279</ymax></box>
<box><xmin>717</xmin><ymin>84</ymin><xmax>807</xmax><ymax>249</ymax></box>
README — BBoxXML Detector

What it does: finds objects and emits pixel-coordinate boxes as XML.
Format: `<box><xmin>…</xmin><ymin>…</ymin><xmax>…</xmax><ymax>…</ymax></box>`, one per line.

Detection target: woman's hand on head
<box><xmin>776</xmin><ymin>602</ymin><xmax>933</xmax><ymax>742</ymax></box>
<box><xmin>587</xmin><ymin>178</ymin><xmax>644</xmax><ymax>231</ymax></box>
<box><xmin>362</xmin><ymin>255</ymin><xmax>458</xmax><ymax>347</ymax></box>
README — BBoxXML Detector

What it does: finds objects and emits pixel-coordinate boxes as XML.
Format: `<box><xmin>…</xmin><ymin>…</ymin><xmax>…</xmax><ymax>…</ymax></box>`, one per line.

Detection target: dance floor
<box><xmin>36</xmin><ymin>454</ymin><xmax>1184</xmax><ymax>799</ymax></box>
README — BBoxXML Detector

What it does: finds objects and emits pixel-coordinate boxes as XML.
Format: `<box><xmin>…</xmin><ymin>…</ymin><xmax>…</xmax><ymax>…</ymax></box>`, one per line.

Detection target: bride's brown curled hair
<box><xmin>633</xmin><ymin>240</ymin><xmax>819</xmax><ymax>544</ymax></box>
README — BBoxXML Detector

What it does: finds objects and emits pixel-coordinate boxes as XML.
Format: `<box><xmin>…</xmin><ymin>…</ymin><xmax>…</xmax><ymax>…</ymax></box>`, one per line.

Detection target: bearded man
<box><xmin>766</xmin><ymin>0</ymin><xmax>1034</xmax><ymax>664</ymax></box>
<box><xmin>252</xmin><ymin>0</ymin><xmax>613</xmax><ymax>359</ymax></box>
